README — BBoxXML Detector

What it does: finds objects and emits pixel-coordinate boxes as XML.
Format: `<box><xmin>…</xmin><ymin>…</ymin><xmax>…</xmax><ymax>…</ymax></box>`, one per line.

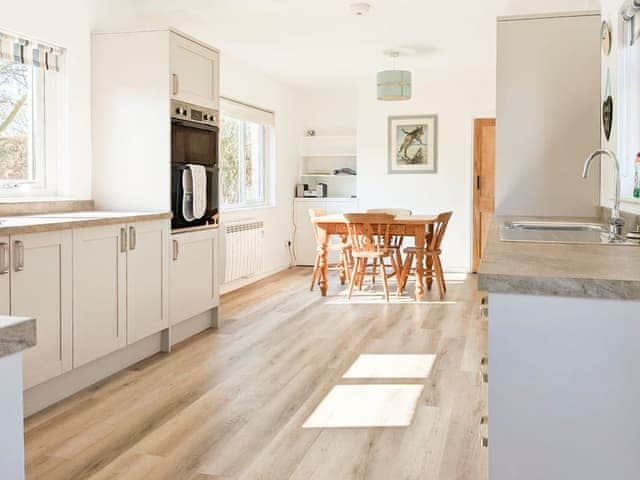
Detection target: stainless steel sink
<box><xmin>501</xmin><ymin>221</ymin><xmax>637</xmax><ymax>245</ymax></box>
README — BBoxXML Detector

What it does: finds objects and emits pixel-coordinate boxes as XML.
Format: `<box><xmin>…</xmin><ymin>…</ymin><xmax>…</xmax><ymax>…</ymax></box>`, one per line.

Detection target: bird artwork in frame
<box><xmin>388</xmin><ymin>115</ymin><xmax>438</xmax><ymax>174</ymax></box>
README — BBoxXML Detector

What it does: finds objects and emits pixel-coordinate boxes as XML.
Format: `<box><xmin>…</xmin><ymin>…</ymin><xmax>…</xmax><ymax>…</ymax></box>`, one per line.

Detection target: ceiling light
<box><xmin>377</xmin><ymin>51</ymin><xmax>411</xmax><ymax>101</ymax></box>
<box><xmin>350</xmin><ymin>2</ymin><xmax>372</xmax><ymax>16</ymax></box>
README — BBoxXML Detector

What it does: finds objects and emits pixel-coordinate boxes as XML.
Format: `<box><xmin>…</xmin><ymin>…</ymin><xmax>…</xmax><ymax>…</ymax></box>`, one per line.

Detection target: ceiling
<box><xmin>91</xmin><ymin>0</ymin><xmax>600</xmax><ymax>89</ymax></box>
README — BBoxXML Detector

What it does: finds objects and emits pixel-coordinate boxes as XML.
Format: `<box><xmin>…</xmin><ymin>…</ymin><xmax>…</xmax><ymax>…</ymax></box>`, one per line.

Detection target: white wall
<box><xmin>357</xmin><ymin>67</ymin><xmax>496</xmax><ymax>272</ymax></box>
<box><xmin>0</xmin><ymin>0</ymin><xmax>93</xmax><ymax>199</ymax></box>
<box><xmin>298</xmin><ymin>87</ymin><xmax>357</xmax><ymax>136</ymax></box>
<box><xmin>220</xmin><ymin>55</ymin><xmax>302</xmax><ymax>292</ymax></box>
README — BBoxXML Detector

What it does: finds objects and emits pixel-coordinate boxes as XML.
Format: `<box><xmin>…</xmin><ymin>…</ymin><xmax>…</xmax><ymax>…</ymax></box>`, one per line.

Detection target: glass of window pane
<box><xmin>244</xmin><ymin>121</ymin><xmax>264</xmax><ymax>204</ymax></box>
<box><xmin>220</xmin><ymin>116</ymin><xmax>241</xmax><ymax>206</ymax></box>
<box><xmin>0</xmin><ymin>59</ymin><xmax>35</xmax><ymax>182</ymax></box>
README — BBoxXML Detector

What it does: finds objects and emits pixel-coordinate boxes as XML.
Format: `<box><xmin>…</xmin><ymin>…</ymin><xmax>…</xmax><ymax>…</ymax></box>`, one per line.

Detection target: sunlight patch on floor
<box><xmin>343</xmin><ymin>354</ymin><xmax>436</xmax><ymax>379</ymax></box>
<box><xmin>302</xmin><ymin>385</ymin><xmax>423</xmax><ymax>428</ymax></box>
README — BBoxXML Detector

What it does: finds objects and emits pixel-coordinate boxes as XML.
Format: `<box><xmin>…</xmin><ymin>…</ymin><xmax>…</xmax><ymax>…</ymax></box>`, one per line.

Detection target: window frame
<box><xmin>220</xmin><ymin>112</ymin><xmax>274</xmax><ymax>211</ymax></box>
<box><xmin>0</xmin><ymin>60</ymin><xmax>59</xmax><ymax>198</ymax></box>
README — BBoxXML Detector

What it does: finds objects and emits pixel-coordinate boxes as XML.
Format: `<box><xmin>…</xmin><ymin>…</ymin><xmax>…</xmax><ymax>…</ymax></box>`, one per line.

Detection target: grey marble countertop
<box><xmin>478</xmin><ymin>216</ymin><xmax>640</xmax><ymax>300</ymax></box>
<box><xmin>0</xmin><ymin>316</ymin><xmax>36</xmax><ymax>358</ymax></box>
<box><xmin>0</xmin><ymin>211</ymin><xmax>172</xmax><ymax>236</ymax></box>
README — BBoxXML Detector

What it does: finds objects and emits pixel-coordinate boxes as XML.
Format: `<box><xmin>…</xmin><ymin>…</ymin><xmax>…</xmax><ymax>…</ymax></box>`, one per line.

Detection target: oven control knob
<box><xmin>175</xmin><ymin>107</ymin><xmax>181</xmax><ymax>115</ymax></box>
<box><xmin>181</xmin><ymin>108</ymin><xmax>188</xmax><ymax>116</ymax></box>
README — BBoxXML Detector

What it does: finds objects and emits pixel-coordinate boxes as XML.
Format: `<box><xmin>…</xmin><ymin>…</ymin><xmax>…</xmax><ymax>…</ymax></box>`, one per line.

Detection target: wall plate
<box><xmin>603</xmin><ymin>95</ymin><xmax>613</xmax><ymax>141</ymax></box>
<box><xmin>601</xmin><ymin>20</ymin><xmax>612</xmax><ymax>55</ymax></box>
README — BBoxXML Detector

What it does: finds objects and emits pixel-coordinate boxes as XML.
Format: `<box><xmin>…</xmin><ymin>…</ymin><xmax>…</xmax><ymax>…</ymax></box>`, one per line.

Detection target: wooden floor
<box><xmin>24</xmin><ymin>267</ymin><xmax>488</xmax><ymax>480</ymax></box>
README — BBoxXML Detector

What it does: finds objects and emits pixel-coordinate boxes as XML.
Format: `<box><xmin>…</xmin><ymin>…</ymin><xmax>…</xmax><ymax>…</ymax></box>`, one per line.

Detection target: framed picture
<box><xmin>388</xmin><ymin>115</ymin><xmax>438</xmax><ymax>174</ymax></box>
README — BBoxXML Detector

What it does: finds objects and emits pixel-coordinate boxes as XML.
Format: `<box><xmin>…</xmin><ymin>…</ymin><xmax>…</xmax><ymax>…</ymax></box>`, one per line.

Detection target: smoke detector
<box><xmin>350</xmin><ymin>2</ymin><xmax>372</xmax><ymax>16</ymax></box>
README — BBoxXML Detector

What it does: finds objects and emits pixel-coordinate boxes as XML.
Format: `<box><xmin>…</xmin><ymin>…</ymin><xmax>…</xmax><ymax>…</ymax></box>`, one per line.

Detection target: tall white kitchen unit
<box><xmin>495</xmin><ymin>11</ymin><xmax>601</xmax><ymax>217</ymax></box>
<box><xmin>92</xmin><ymin>29</ymin><xmax>221</xmax><ymax>345</ymax></box>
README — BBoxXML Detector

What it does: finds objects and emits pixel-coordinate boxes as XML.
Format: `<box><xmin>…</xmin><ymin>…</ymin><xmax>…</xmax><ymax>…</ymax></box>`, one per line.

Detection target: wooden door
<box><xmin>73</xmin><ymin>225</ymin><xmax>127</xmax><ymax>367</ymax></box>
<box><xmin>12</xmin><ymin>231</ymin><xmax>72</xmax><ymax>389</ymax></box>
<box><xmin>170</xmin><ymin>32</ymin><xmax>219</xmax><ymax>109</ymax></box>
<box><xmin>473</xmin><ymin>118</ymin><xmax>496</xmax><ymax>273</ymax></box>
<box><xmin>169</xmin><ymin>229</ymin><xmax>218</xmax><ymax>326</ymax></box>
<box><xmin>127</xmin><ymin>220</ymin><xmax>169</xmax><ymax>344</ymax></box>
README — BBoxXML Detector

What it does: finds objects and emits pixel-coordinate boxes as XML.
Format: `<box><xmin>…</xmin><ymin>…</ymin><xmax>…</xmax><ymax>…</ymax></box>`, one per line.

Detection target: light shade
<box><xmin>377</xmin><ymin>70</ymin><xmax>411</xmax><ymax>101</ymax></box>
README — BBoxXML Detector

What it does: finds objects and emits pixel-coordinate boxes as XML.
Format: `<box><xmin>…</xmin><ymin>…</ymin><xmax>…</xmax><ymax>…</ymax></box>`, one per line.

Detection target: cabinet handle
<box><xmin>13</xmin><ymin>241</ymin><xmax>24</xmax><ymax>272</ymax></box>
<box><xmin>0</xmin><ymin>243</ymin><xmax>8</xmax><ymax>274</ymax></box>
<box><xmin>479</xmin><ymin>295</ymin><xmax>489</xmax><ymax>318</ymax></box>
<box><xmin>120</xmin><ymin>228</ymin><xmax>127</xmax><ymax>253</ymax></box>
<box><xmin>172</xmin><ymin>239</ymin><xmax>179</xmax><ymax>261</ymax></box>
<box><xmin>480</xmin><ymin>416</ymin><xmax>489</xmax><ymax>447</ymax></box>
<box><xmin>129</xmin><ymin>226</ymin><xmax>136</xmax><ymax>250</ymax></box>
<box><xmin>479</xmin><ymin>356</ymin><xmax>489</xmax><ymax>384</ymax></box>
<box><xmin>172</xmin><ymin>73</ymin><xmax>179</xmax><ymax>95</ymax></box>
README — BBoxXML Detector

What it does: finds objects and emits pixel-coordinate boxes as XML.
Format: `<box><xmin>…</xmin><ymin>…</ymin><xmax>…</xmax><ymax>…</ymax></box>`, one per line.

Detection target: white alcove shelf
<box><xmin>299</xmin><ymin>135</ymin><xmax>357</xmax><ymax>198</ymax></box>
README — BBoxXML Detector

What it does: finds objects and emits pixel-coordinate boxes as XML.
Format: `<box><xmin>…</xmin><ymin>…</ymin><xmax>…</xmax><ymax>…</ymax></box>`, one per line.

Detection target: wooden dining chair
<box><xmin>344</xmin><ymin>213</ymin><xmax>399</xmax><ymax>302</ymax></box>
<box><xmin>309</xmin><ymin>209</ymin><xmax>353</xmax><ymax>291</ymax></box>
<box><xmin>400</xmin><ymin>211</ymin><xmax>453</xmax><ymax>300</ymax></box>
<box><xmin>366</xmin><ymin>208</ymin><xmax>411</xmax><ymax>285</ymax></box>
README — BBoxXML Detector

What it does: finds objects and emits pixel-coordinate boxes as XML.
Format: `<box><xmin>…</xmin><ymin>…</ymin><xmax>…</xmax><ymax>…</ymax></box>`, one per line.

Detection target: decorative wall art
<box><xmin>388</xmin><ymin>115</ymin><xmax>438</xmax><ymax>174</ymax></box>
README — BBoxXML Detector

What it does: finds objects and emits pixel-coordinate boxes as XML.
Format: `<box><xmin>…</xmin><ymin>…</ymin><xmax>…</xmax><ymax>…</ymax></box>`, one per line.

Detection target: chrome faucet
<box><xmin>582</xmin><ymin>149</ymin><xmax>625</xmax><ymax>237</ymax></box>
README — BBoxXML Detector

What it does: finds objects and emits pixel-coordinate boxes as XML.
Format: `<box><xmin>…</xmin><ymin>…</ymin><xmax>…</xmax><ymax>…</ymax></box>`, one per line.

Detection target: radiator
<box><xmin>224</xmin><ymin>220</ymin><xmax>264</xmax><ymax>283</ymax></box>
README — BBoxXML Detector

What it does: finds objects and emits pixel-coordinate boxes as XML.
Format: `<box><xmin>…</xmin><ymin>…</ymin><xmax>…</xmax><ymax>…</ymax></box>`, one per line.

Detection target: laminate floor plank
<box><xmin>25</xmin><ymin>268</ymin><xmax>487</xmax><ymax>480</ymax></box>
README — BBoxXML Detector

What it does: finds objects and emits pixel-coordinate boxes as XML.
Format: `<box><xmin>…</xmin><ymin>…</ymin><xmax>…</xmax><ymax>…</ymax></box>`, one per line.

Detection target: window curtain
<box><xmin>0</xmin><ymin>31</ymin><xmax>64</xmax><ymax>72</ymax></box>
<box><xmin>220</xmin><ymin>97</ymin><xmax>275</xmax><ymax>127</ymax></box>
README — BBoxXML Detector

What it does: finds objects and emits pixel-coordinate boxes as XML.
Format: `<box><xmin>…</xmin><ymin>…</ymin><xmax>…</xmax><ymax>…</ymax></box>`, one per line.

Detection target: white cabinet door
<box><xmin>169</xmin><ymin>228</ymin><xmax>218</xmax><ymax>326</ymax></box>
<box><xmin>73</xmin><ymin>225</ymin><xmax>127</xmax><ymax>367</ymax></box>
<box><xmin>170</xmin><ymin>32</ymin><xmax>219</xmax><ymax>109</ymax></box>
<box><xmin>12</xmin><ymin>231</ymin><xmax>72</xmax><ymax>389</ymax></box>
<box><xmin>294</xmin><ymin>200</ymin><xmax>326</xmax><ymax>266</ymax></box>
<box><xmin>0</xmin><ymin>238</ymin><xmax>9</xmax><ymax>315</ymax></box>
<box><xmin>126</xmin><ymin>220</ymin><xmax>169</xmax><ymax>344</ymax></box>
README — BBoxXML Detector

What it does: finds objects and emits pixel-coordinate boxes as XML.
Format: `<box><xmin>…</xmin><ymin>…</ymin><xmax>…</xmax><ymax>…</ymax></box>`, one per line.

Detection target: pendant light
<box><xmin>377</xmin><ymin>51</ymin><xmax>411</xmax><ymax>101</ymax></box>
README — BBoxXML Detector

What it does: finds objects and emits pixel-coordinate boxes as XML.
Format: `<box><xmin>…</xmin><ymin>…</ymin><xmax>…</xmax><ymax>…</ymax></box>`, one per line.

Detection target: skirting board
<box><xmin>220</xmin><ymin>263</ymin><xmax>291</xmax><ymax>295</ymax></box>
<box><xmin>24</xmin><ymin>308</ymin><xmax>218</xmax><ymax>417</ymax></box>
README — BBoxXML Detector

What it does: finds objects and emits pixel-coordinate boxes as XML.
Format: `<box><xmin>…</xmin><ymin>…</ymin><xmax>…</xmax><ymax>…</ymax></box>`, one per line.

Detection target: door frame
<box><xmin>472</xmin><ymin>118</ymin><xmax>496</xmax><ymax>273</ymax></box>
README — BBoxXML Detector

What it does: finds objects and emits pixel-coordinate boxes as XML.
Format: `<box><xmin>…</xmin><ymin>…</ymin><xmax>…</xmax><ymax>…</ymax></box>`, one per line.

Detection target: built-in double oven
<box><xmin>170</xmin><ymin>100</ymin><xmax>220</xmax><ymax>230</ymax></box>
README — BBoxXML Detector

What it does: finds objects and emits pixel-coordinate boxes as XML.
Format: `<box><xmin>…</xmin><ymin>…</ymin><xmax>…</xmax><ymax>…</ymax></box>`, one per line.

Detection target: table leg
<box><xmin>426</xmin><ymin>224</ymin><xmax>434</xmax><ymax>291</ymax></box>
<box><xmin>415</xmin><ymin>226</ymin><xmax>426</xmax><ymax>301</ymax></box>
<box><xmin>318</xmin><ymin>226</ymin><xmax>329</xmax><ymax>296</ymax></box>
<box><xmin>338</xmin><ymin>234</ymin><xmax>349</xmax><ymax>285</ymax></box>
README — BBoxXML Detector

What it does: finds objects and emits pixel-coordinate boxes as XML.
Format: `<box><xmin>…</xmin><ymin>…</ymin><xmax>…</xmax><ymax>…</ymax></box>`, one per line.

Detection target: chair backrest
<box><xmin>343</xmin><ymin>212</ymin><xmax>395</xmax><ymax>255</ymax></box>
<box><xmin>308</xmin><ymin>208</ymin><xmax>327</xmax><ymax>244</ymax></box>
<box><xmin>366</xmin><ymin>208</ymin><xmax>412</xmax><ymax>217</ymax></box>
<box><xmin>429</xmin><ymin>211</ymin><xmax>453</xmax><ymax>252</ymax></box>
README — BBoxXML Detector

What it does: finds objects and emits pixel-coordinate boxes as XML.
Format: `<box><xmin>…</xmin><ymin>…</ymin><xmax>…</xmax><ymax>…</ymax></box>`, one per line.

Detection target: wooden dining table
<box><xmin>311</xmin><ymin>214</ymin><xmax>438</xmax><ymax>301</ymax></box>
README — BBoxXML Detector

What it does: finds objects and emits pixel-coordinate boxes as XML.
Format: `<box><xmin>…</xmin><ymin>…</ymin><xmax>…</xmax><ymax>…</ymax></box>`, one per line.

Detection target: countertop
<box><xmin>0</xmin><ymin>210</ymin><xmax>172</xmax><ymax>236</ymax></box>
<box><xmin>0</xmin><ymin>316</ymin><xmax>36</xmax><ymax>358</ymax></box>
<box><xmin>478</xmin><ymin>216</ymin><xmax>640</xmax><ymax>300</ymax></box>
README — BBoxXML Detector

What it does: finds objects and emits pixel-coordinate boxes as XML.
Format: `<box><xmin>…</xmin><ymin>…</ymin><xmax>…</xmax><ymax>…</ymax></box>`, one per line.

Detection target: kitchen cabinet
<box><xmin>74</xmin><ymin>220</ymin><xmax>169</xmax><ymax>367</ymax></box>
<box><xmin>170</xmin><ymin>31</ymin><xmax>220</xmax><ymax>110</ymax></box>
<box><xmin>169</xmin><ymin>228</ymin><xmax>219</xmax><ymax>326</ymax></box>
<box><xmin>12</xmin><ymin>231</ymin><xmax>72</xmax><ymax>390</ymax></box>
<box><xmin>73</xmin><ymin>225</ymin><xmax>127</xmax><ymax>367</ymax></box>
<box><xmin>0</xmin><ymin>237</ymin><xmax>9</xmax><ymax>315</ymax></box>
<box><xmin>496</xmin><ymin>12</ymin><xmax>600</xmax><ymax>217</ymax></box>
<box><xmin>126</xmin><ymin>221</ymin><xmax>169</xmax><ymax>344</ymax></box>
<box><xmin>294</xmin><ymin>198</ymin><xmax>358</xmax><ymax>266</ymax></box>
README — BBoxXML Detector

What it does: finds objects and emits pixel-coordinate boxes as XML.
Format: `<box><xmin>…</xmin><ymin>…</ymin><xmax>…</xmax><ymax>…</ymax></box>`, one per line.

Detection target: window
<box><xmin>0</xmin><ymin>33</ymin><xmax>63</xmax><ymax>196</ymax></box>
<box><xmin>219</xmin><ymin>98</ymin><xmax>274</xmax><ymax>209</ymax></box>
<box><xmin>0</xmin><ymin>59</ymin><xmax>42</xmax><ymax>186</ymax></box>
<box><xmin>619</xmin><ymin>10</ymin><xmax>640</xmax><ymax>199</ymax></box>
